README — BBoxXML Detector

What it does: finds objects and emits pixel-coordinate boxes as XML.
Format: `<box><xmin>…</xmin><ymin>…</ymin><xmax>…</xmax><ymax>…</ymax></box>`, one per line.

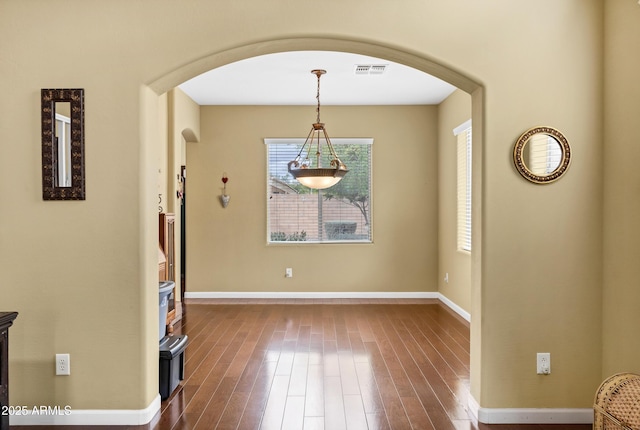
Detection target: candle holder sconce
<box><xmin>220</xmin><ymin>173</ymin><xmax>230</xmax><ymax>208</ymax></box>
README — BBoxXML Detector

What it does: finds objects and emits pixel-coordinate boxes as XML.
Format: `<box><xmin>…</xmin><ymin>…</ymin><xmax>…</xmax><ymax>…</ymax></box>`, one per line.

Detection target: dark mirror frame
<box><xmin>41</xmin><ymin>88</ymin><xmax>85</xmax><ymax>200</ymax></box>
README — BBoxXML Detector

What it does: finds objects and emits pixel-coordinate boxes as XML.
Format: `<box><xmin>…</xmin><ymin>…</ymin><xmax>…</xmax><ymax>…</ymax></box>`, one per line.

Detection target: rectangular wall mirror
<box><xmin>41</xmin><ymin>88</ymin><xmax>85</xmax><ymax>200</ymax></box>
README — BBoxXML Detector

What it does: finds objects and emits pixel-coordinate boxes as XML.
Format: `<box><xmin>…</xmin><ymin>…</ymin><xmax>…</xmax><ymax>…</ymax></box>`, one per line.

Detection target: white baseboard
<box><xmin>437</xmin><ymin>293</ymin><xmax>471</xmax><ymax>322</ymax></box>
<box><xmin>184</xmin><ymin>291</ymin><xmax>471</xmax><ymax>322</ymax></box>
<box><xmin>184</xmin><ymin>290</ymin><xmax>440</xmax><ymax>300</ymax></box>
<box><xmin>9</xmin><ymin>394</ymin><xmax>160</xmax><ymax>426</ymax></box>
<box><xmin>468</xmin><ymin>394</ymin><xmax>593</xmax><ymax>424</ymax></box>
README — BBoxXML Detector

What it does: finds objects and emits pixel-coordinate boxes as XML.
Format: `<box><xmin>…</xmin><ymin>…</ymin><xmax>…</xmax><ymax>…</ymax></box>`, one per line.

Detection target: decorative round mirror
<box><xmin>513</xmin><ymin>126</ymin><xmax>571</xmax><ymax>184</ymax></box>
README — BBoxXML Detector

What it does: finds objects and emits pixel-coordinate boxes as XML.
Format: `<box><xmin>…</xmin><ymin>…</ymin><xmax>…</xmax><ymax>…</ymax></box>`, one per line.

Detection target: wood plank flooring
<box><xmin>14</xmin><ymin>300</ymin><xmax>593</xmax><ymax>430</ymax></box>
<box><xmin>150</xmin><ymin>300</ymin><xmax>590</xmax><ymax>430</ymax></box>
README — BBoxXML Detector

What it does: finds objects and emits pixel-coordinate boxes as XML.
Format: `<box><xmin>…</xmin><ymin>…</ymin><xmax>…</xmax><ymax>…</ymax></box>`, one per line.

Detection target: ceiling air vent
<box><xmin>355</xmin><ymin>65</ymin><xmax>371</xmax><ymax>75</ymax></box>
<box><xmin>369</xmin><ymin>65</ymin><xmax>386</xmax><ymax>74</ymax></box>
<box><xmin>354</xmin><ymin>64</ymin><xmax>387</xmax><ymax>75</ymax></box>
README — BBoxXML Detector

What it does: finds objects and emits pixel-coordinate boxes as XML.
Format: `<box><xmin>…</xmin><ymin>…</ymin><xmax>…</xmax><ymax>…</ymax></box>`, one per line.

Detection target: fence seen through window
<box><xmin>265</xmin><ymin>138</ymin><xmax>373</xmax><ymax>243</ymax></box>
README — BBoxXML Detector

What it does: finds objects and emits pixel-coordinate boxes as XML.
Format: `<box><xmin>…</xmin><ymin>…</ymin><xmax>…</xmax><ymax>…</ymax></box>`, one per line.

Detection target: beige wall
<box><xmin>0</xmin><ymin>0</ymin><xmax>617</xmax><ymax>419</ymax></box>
<box><xmin>438</xmin><ymin>90</ymin><xmax>472</xmax><ymax>312</ymax></box>
<box><xmin>472</xmin><ymin>2</ymin><xmax>603</xmax><ymax>406</ymax></box>
<box><xmin>602</xmin><ymin>0</ymin><xmax>640</xmax><ymax>377</ymax></box>
<box><xmin>188</xmin><ymin>106</ymin><xmax>438</xmax><ymax>293</ymax></box>
<box><xmin>158</xmin><ymin>94</ymin><xmax>168</xmax><ymax>210</ymax></box>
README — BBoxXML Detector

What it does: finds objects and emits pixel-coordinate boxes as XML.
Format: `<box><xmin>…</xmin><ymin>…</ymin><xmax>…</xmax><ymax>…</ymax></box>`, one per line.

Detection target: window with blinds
<box><xmin>265</xmin><ymin>138</ymin><xmax>373</xmax><ymax>244</ymax></box>
<box><xmin>454</xmin><ymin>121</ymin><xmax>472</xmax><ymax>252</ymax></box>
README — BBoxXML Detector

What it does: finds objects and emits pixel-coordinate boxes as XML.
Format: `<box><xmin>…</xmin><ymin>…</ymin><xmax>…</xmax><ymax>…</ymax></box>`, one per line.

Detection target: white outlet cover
<box><xmin>56</xmin><ymin>353</ymin><xmax>70</xmax><ymax>375</ymax></box>
<box><xmin>536</xmin><ymin>352</ymin><xmax>550</xmax><ymax>375</ymax></box>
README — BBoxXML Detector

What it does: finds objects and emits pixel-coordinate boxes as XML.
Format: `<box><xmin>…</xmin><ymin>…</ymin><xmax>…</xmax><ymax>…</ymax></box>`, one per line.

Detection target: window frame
<box><xmin>453</xmin><ymin>120</ymin><xmax>472</xmax><ymax>253</ymax></box>
<box><xmin>265</xmin><ymin>137</ymin><xmax>373</xmax><ymax>245</ymax></box>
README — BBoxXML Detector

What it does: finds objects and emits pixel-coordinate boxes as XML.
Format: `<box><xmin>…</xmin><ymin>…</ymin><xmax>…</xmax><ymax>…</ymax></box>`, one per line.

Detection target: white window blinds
<box><xmin>265</xmin><ymin>138</ymin><xmax>373</xmax><ymax>243</ymax></box>
<box><xmin>454</xmin><ymin>121</ymin><xmax>472</xmax><ymax>252</ymax></box>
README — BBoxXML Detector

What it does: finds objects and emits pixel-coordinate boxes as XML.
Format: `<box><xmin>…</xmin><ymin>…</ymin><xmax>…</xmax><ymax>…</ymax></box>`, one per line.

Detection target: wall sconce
<box><xmin>220</xmin><ymin>173</ymin><xmax>230</xmax><ymax>208</ymax></box>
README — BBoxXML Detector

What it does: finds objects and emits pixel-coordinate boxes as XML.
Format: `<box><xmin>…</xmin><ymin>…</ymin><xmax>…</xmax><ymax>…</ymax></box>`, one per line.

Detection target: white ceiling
<box><xmin>178</xmin><ymin>51</ymin><xmax>457</xmax><ymax>106</ymax></box>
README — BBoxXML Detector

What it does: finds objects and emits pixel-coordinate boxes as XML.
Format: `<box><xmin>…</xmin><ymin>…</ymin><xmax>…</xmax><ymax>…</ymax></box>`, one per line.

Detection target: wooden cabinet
<box><xmin>159</xmin><ymin>213</ymin><xmax>177</xmax><ymax>331</ymax></box>
<box><xmin>158</xmin><ymin>245</ymin><xmax>167</xmax><ymax>280</ymax></box>
<box><xmin>159</xmin><ymin>213</ymin><xmax>175</xmax><ymax>282</ymax></box>
<box><xmin>0</xmin><ymin>312</ymin><xmax>18</xmax><ymax>430</ymax></box>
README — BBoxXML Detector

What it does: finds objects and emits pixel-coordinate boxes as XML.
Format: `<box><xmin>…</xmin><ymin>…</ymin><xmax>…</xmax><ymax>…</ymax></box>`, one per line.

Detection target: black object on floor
<box><xmin>159</xmin><ymin>334</ymin><xmax>188</xmax><ymax>400</ymax></box>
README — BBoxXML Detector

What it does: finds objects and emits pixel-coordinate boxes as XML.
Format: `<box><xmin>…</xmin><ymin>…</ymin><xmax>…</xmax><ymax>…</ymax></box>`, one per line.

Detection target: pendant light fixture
<box><xmin>287</xmin><ymin>69</ymin><xmax>348</xmax><ymax>189</ymax></box>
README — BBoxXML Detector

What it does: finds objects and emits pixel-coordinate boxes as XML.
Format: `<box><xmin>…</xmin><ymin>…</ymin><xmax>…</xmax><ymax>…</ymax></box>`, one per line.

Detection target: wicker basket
<box><xmin>594</xmin><ymin>373</ymin><xmax>640</xmax><ymax>429</ymax></box>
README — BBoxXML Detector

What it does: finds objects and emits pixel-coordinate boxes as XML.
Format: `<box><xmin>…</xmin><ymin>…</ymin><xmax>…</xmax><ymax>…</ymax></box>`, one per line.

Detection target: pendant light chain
<box><xmin>287</xmin><ymin>69</ymin><xmax>349</xmax><ymax>190</ymax></box>
<box><xmin>316</xmin><ymin>70</ymin><xmax>322</xmax><ymax>124</ymax></box>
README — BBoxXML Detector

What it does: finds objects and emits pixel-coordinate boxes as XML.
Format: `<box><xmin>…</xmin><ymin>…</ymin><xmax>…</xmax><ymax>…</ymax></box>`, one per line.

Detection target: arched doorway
<box><xmin>145</xmin><ymin>36</ymin><xmax>484</xmax><ymax>416</ymax></box>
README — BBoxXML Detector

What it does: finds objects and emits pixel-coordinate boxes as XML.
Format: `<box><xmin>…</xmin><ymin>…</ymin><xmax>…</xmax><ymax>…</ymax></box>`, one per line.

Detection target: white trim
<box><xmin>453</xmin><ymin>119</ymin><xmax>471</xmax><ymax>136</ymax></box>
<box><xmin>10</xmin><ymin>394</ymin><xmax>160</xmax><ymax>426</ymax></box>
<box><xmin>438</xmin><ymin>293</ymin><xmax>471</xmax><ymax>322</ymax></box>
<box><xmin>185</xmin><ymin>291</ymin><xmax>437</xmax><ymax>300</ymax></box>
<box><xmin>184</xmin><ymin>291</ymin><xmax>471</xmax><ymax>322</ymax></box>
<box><xmin>467</xmin><ymin>394</ymin><xmax>481</xmax><ymax>420</ymax></box>
<box><xmin>468</xmin><ymin>395</ymin><xmax>593</xmax><ymax>424</ymax></box>
<box><xmin>55</xmin><ymin>113</ymin><xmax>71</xmax><ymax>123</ymax></box>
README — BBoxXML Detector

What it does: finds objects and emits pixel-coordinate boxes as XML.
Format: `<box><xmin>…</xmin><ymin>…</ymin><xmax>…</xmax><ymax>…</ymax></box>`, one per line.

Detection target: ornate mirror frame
<box><xmin>513</xmin><ymin>126</ymin><xmax>571</xmax><ymax>184</ymax></box>
<box><xmin>41</xmin><ymin>88</ymin><xmax>85</xmax><ymax>200</ymax></box>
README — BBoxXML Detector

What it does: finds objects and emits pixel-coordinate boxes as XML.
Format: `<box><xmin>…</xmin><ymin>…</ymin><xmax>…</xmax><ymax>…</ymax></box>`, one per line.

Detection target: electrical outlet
<box><xmin>285</xmin><ymin>268</ymin><xmax>293</xmax><ymax>278</ymax></box>
<box><xmin>56</xmin><ymin>353</ymin><xmax>70</xmax><ymax>375</ymax></box>
<box><xmin>536</xmin><ymin>352</ymin><xmax>550</xmax><ymax>375</ymax></box>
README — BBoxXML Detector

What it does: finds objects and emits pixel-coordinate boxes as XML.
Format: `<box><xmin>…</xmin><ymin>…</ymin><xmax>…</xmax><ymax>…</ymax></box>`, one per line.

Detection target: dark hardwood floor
<box><xmin>15</xmin><ymin>299</ymin><xmax>593</xmax><ymax>430</ymax></box>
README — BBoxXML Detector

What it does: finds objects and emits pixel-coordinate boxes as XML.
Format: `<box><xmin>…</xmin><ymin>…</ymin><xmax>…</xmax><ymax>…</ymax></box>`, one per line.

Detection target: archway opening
<box><xmin>146</xmin><ymin>36</ymin><xmax>484</xmax><ymax>412</ymax></box>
